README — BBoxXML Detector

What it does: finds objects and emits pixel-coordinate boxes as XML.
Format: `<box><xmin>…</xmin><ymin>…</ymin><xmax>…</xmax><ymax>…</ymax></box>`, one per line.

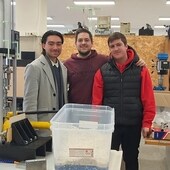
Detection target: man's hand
<box><xmin>142</xmin><ymin>127</ymin><xmax>152</xmax><ymax>138</ymax></box>
<box><xmin>136</xmin><ymin>59</ymin><xmax>146</xmax><ymax>67</ymax></box>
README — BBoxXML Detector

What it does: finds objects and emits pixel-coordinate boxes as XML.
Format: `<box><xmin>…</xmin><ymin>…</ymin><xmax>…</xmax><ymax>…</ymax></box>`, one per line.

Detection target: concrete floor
<box><xmin>121</xmin><ymin>138</ymin><xmax>167</xmax><ymax>170</ymax></box>
<box><xmin>139</xmin><ymin>138</ymin><xmax>166</xmax><ymax>170</ymax></box>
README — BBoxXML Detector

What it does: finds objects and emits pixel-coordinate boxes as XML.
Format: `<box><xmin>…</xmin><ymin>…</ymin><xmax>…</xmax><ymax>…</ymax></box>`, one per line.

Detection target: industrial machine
<box><xmin>154</xmin><ymin>53</ymin><xmax>170</xmax><ymax>90</ymax></box>
<box><xmin>0</xmin><ymin>48</ymin><xmax>52</xmax><ymax>161</ymax></box>
<box><xmin>0</xmin><ymin>48</ymin><xmax>52</xmax><ymax>159</ymax></box>
<box><xmin>0</xmin><ymin>1</ymin><xmax>52</xmax><ymax>163</ymax></box>
<box><xmin>95</xmin><ymin>16</ymin><xmax>112</xmax><ymax>35</ymax></box>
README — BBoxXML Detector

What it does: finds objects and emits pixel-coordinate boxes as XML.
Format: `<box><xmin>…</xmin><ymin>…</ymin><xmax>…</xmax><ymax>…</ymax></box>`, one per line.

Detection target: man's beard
<box><xmin>78</xmin><ymin>50</ymin><xmax>91</xmax><ymax>57</ymax></box>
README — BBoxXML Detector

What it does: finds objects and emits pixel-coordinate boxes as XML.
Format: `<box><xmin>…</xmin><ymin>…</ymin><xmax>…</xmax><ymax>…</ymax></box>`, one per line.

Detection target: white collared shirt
<box><xmin>50</xmin><ymin>60</ymin><xmax>59</xmax><ymax>68</ymax></box>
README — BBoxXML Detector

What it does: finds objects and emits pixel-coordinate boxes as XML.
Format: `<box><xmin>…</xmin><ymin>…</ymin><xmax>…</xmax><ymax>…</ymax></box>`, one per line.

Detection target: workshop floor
<box><xmin>121</xmin><ymin>138</ymin><xmax>167</xmax><ymax>170</ymax></box>
<box><xmin>139</xmin><ymin>138</ymin><xmax>166</xmax><ymax>170</ymax></box>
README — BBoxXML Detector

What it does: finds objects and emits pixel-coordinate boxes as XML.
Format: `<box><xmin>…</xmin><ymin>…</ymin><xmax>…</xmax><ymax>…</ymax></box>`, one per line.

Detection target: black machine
<box><xmin>154</xmin><ymin>53</ymin><xmax>170</xmax><ymax>90</ymax></box>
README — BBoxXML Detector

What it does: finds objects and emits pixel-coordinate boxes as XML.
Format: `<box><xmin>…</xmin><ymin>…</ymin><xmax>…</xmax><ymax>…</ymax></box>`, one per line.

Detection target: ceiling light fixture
<box><xmin>88</xmin><ymin>17</ymin><xmax>98</xmax><ymax>21</ymax></box>
<box><xmin>111</xmin><ymin>25</ymin><xmax>120</xmax><ymax>28</ymax></box>
<box><xmin>154</xmin><ymin>26</ymin><xmax>166</xmax><ymax>29</ymax></box>
<box><xmin>47</xmin><ymin>17</ymin><xmax>53</xmax><ymax>20</ymax></box>
<box><xmin>111</xmin><ymin>17</ymin><xmax>119</xmax><ymax>21</ymax></box>
<box><xmin>88</xmin><ymin>17</ymin><xmax>119</xmax><ymax>21</ymax></box>
<box><xmin>11</xmin><ymin>2</ymin><xmax>16</xmax><ymax>5</ymax></box>
<box><xmin>166</xmin><ymin>1</ymin><xmax>170</xmax><ymax>4</ymax></box>
<box><xmin>47</xmin><ymin>25</ymin><xmax>65</xmax><ymax>28</ymax></box>
<box><xmin>159</xmin><ymin>17</ymin><xmax>170</xmax><ymax>21</ymax></box>
<box><xmin>74</xmin><ymin>1</ymin><xmax>115</xmax><ymax>5</ymax></box>
<box><xmin>95</xmin><ymin>25</ymin><xmax>120</xmax><ymax>28</ymax></box>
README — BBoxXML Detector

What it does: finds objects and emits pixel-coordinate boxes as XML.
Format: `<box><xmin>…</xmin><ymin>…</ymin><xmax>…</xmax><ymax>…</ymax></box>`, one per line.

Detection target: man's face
<box><xmin>75</xmin><ymin>32</ymin><xmax>93</xmax><ymax>57</ymax></box>
<box><xmin>108</xmin><ymin>39</ymin><xmax>128</xmax><ymax>61</ymax></box>
<box><xmin>42</xmin><ymin>35</ymin><xmax>62</xmax><ymax>60</ymax></box>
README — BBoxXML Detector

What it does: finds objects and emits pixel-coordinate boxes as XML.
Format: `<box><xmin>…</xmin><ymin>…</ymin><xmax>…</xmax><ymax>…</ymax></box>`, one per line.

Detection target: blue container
<box><xmin>153</xmin><ymin>131</ymin><xmax>165</xmax><ymax>140</ymax></box>
<box><xmin>157</xmin><ymin>53</ymin><xmax>168</xmax><ymax>60</ymax></box>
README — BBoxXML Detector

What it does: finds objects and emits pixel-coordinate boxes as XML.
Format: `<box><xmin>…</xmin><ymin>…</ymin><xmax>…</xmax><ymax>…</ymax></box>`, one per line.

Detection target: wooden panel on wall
<box><xmin>61</xmin><ymin>35</ymin><xmax>168</xmax><ymax>89</ymax></box>
<box><xmin>127</xmin><ymin>36</ymin><xmax>167</xmax><ymax>90</ymax></box>
<box><xmin>93</xmin><ymin>36</ymin><xmax>109</xmax><ymax>55</ymax></box>
<box><xmin>164</xmin><ymin>38</ymin><xmax>170</xmax><ymax>90</ymax></box>
<box><xmin>60</xmin><ymin>35</ymin><xmax>77</xmax><ymax>61</ymax></box>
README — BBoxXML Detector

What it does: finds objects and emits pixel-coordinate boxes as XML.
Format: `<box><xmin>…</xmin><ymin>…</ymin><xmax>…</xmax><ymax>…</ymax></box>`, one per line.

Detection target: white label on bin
<box><xmin>69</xmin><ymin>148</ymin><xmax>93</xmax><ymax>157</ymax></box>
<box><xmin>79</xmin><ymin>120</ymin><xmax>98</xmax><ymax>129</ymax></box>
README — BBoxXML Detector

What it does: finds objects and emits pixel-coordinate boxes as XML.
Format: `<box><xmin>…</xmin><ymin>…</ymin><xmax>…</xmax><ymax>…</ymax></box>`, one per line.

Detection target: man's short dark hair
<box><xmin>75</xmin><ymin>28</ymin><xmax>93</xmax><ymax>43</ymax></box>
<box><xmin>41</xmin><ymin>30</ymin><xmax>64</xmax><ymax>44</ymax></box>
<box><xmin>41</xmin><ymin>30</ymin><xmax>64</xmax><ymax>55</ymax></box>
<box><xmin>108</xmin><ymin>32</ymin><xmax>127</xmax><ymax>46</ymax></box>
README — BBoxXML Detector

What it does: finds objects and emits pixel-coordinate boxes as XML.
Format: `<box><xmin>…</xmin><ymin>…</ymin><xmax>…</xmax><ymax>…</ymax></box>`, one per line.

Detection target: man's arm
<box><xmin>92</xmin><ymin>69</ymin><xmax>104</xmax><ymax>105</ymax></box>
<box><xmin>23</xmin><ymin>64</ymin><xmax>39</xmax><ymax>112</ymax></box>
<box><xmin>141</xmin><ymin>67</ymin><xmax>156</xmax><ymax>138</ymax></box>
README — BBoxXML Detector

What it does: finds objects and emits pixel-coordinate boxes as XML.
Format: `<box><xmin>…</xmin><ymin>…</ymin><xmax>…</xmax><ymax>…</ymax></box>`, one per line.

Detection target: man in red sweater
<box><xmin>64</xmin><ymin>28</ymin><xmax>145</xmax><ymax>104</ymax></box>
<box><xmin>64</xmin><ymin>28</ymin><xmax>108</xmax><ymax>104</ymax></box>
<box><xmin>92</xmin><ymin>32</ymin><xmax>156</xmax><ymax>170</ymax></box>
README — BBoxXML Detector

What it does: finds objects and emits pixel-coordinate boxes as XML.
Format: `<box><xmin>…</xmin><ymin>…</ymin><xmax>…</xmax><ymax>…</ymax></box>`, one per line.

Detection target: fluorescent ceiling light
<box><xmin>166</xmin><ymin>1</ymin><xmax>170</xmax><ymax>4</ymax></box>
<box><xmin>154</xmin><ymin>26</ymin><xmax>166</xmax><ymax>29</ymax></box>
<box><xmin>159</xmin><ymin>17</ymin><xmax>170</xmax><ymax>21</ymax></box>
<box><xmin>11</xmin><ymin>2</ymin><xmax>16</xmax><ymax>5</ymax></box>
<box><xmin>88</xmin><ymin>17</ymin><xmax>98</xmax><ymax>21</ymax></box>
<box><xmin>95</xmin><ymin>25</ymin><xmax>120</xmax><ymax>28</ymax></box>
<box><xmin>47</xmin><ymin>25</ymin><xmax>65</xmax><ymax>28</ymax></box>
<box><xmin>111</xmin><ymin>17</ymin><xmax>119</xmax><ymax>21</ymax></box>
<box><xmin>88</xmin><ymin>17</ymin><xmax>119</xmax><ymax>21</ymax></box>
<box><xmin>74</xmin><ymin>1</ymin><xmax>115</xmax><ymax>5</ymax></box>
<box><xmin>111</xmin><ymin>25</ymin><xmax>120</xmax><ymax>28</ymax></box>
<box><xmin>47</xmin><ymin>17</ymin><xmax>53</xmax><ymax>20</ymax></box>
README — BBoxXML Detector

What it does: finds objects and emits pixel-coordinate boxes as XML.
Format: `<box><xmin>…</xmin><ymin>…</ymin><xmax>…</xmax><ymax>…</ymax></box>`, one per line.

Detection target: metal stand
<box><xmin>0</xmin><ymin>48</ymin><xmax>16</xmax><ymax>132</ymax></box>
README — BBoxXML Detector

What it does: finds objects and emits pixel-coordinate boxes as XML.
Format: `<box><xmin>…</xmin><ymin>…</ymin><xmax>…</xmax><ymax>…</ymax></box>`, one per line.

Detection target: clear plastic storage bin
<box><xmin>50</xmin><ymin>103</ymin><xmax>115</xmax><ymax>170</ymax></box>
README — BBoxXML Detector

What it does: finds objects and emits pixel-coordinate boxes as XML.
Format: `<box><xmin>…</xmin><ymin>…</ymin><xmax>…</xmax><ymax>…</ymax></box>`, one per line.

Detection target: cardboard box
<box><xmin>120</xmin><ymin>22</ymin><xmax>130</xmax><ymax>35</ymax></box>
<box><xmin>154</xmin><ymin>91</ymin><xmax>170</xmax><ymax>107</ymax></box>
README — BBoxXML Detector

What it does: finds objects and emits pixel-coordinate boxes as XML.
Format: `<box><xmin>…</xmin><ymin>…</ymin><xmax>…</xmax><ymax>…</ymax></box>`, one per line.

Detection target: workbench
<box><xmin>146</xmin><ymin>91</ymin><xmax>170</xmax><ymax>169</ymax></box>
<box><xmin>145</xmin><ymin>138</ymin><xmax>170</xmax><ymax>146</ymax></box>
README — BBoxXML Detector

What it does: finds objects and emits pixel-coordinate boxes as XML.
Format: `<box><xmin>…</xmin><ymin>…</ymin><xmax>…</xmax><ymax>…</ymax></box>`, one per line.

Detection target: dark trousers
<box><xmin>111</xmin><ymin>125</ymin><xmax>142</xmax><ymax>170</ymax></box>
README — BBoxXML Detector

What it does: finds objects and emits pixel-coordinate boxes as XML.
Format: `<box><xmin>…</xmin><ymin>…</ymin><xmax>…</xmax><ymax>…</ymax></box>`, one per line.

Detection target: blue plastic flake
<box><xmin>55</xmin><ymin>165</ymin><xmax>108</xmax><ymax>170</ymax></box>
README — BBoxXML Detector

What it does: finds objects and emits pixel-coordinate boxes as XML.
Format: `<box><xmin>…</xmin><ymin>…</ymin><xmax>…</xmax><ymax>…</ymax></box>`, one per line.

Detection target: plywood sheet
<box><xmin>61</xmin><ymin>35</ymin><xmax>168</xmax><ymax>89</ymax></box>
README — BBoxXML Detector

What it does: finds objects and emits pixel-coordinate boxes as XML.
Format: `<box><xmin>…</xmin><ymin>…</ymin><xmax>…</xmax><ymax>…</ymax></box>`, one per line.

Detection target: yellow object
<box><xmin>3</xmin><ymin>112</ymin><xmax>51</xmax><ymax>131</ymax></box>
<box><xmin>2</xmin><ymin>112</ymin><xmax>14</xmax><ymax>131</ymax></box>
<box><xmin>2</xmin><ymin>112</ymin><xmax>51</xmax><ymax>143</ymax></box>
<box><xmin>2</xmin><ymin>120</ymin><xmax>11</xmax><ymax>131</ymax></box>
<box><xmin>30</xmin><ymin>121</ymin><xmax>51</xmax><ymax>129</ymax></box>
<box><xmin>6</xmin><ymin>112</ymin><xmax>14</xmax><ymax>119</ymax></box>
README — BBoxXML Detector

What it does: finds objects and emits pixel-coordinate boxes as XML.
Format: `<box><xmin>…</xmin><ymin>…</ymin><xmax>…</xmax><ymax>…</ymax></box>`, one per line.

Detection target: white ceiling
<box><xmin>47</xmin><ymin>0</ymin><xmax>170</xmax><ymax>35</ymax></box>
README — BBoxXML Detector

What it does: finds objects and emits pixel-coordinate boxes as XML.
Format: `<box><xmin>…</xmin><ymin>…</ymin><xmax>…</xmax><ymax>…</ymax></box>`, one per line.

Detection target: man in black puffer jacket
<box><xmin>92</xmin><ymin>32</ymin><xmax>156</xmax><ymax>170</ymax></box>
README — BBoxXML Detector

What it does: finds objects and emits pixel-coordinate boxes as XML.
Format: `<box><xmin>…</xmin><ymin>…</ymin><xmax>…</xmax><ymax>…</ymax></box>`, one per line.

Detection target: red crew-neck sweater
<box><xmin>64</xmin><ymin>50</ymin><xmax>108</xmax><ymax>104</ymax></box>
